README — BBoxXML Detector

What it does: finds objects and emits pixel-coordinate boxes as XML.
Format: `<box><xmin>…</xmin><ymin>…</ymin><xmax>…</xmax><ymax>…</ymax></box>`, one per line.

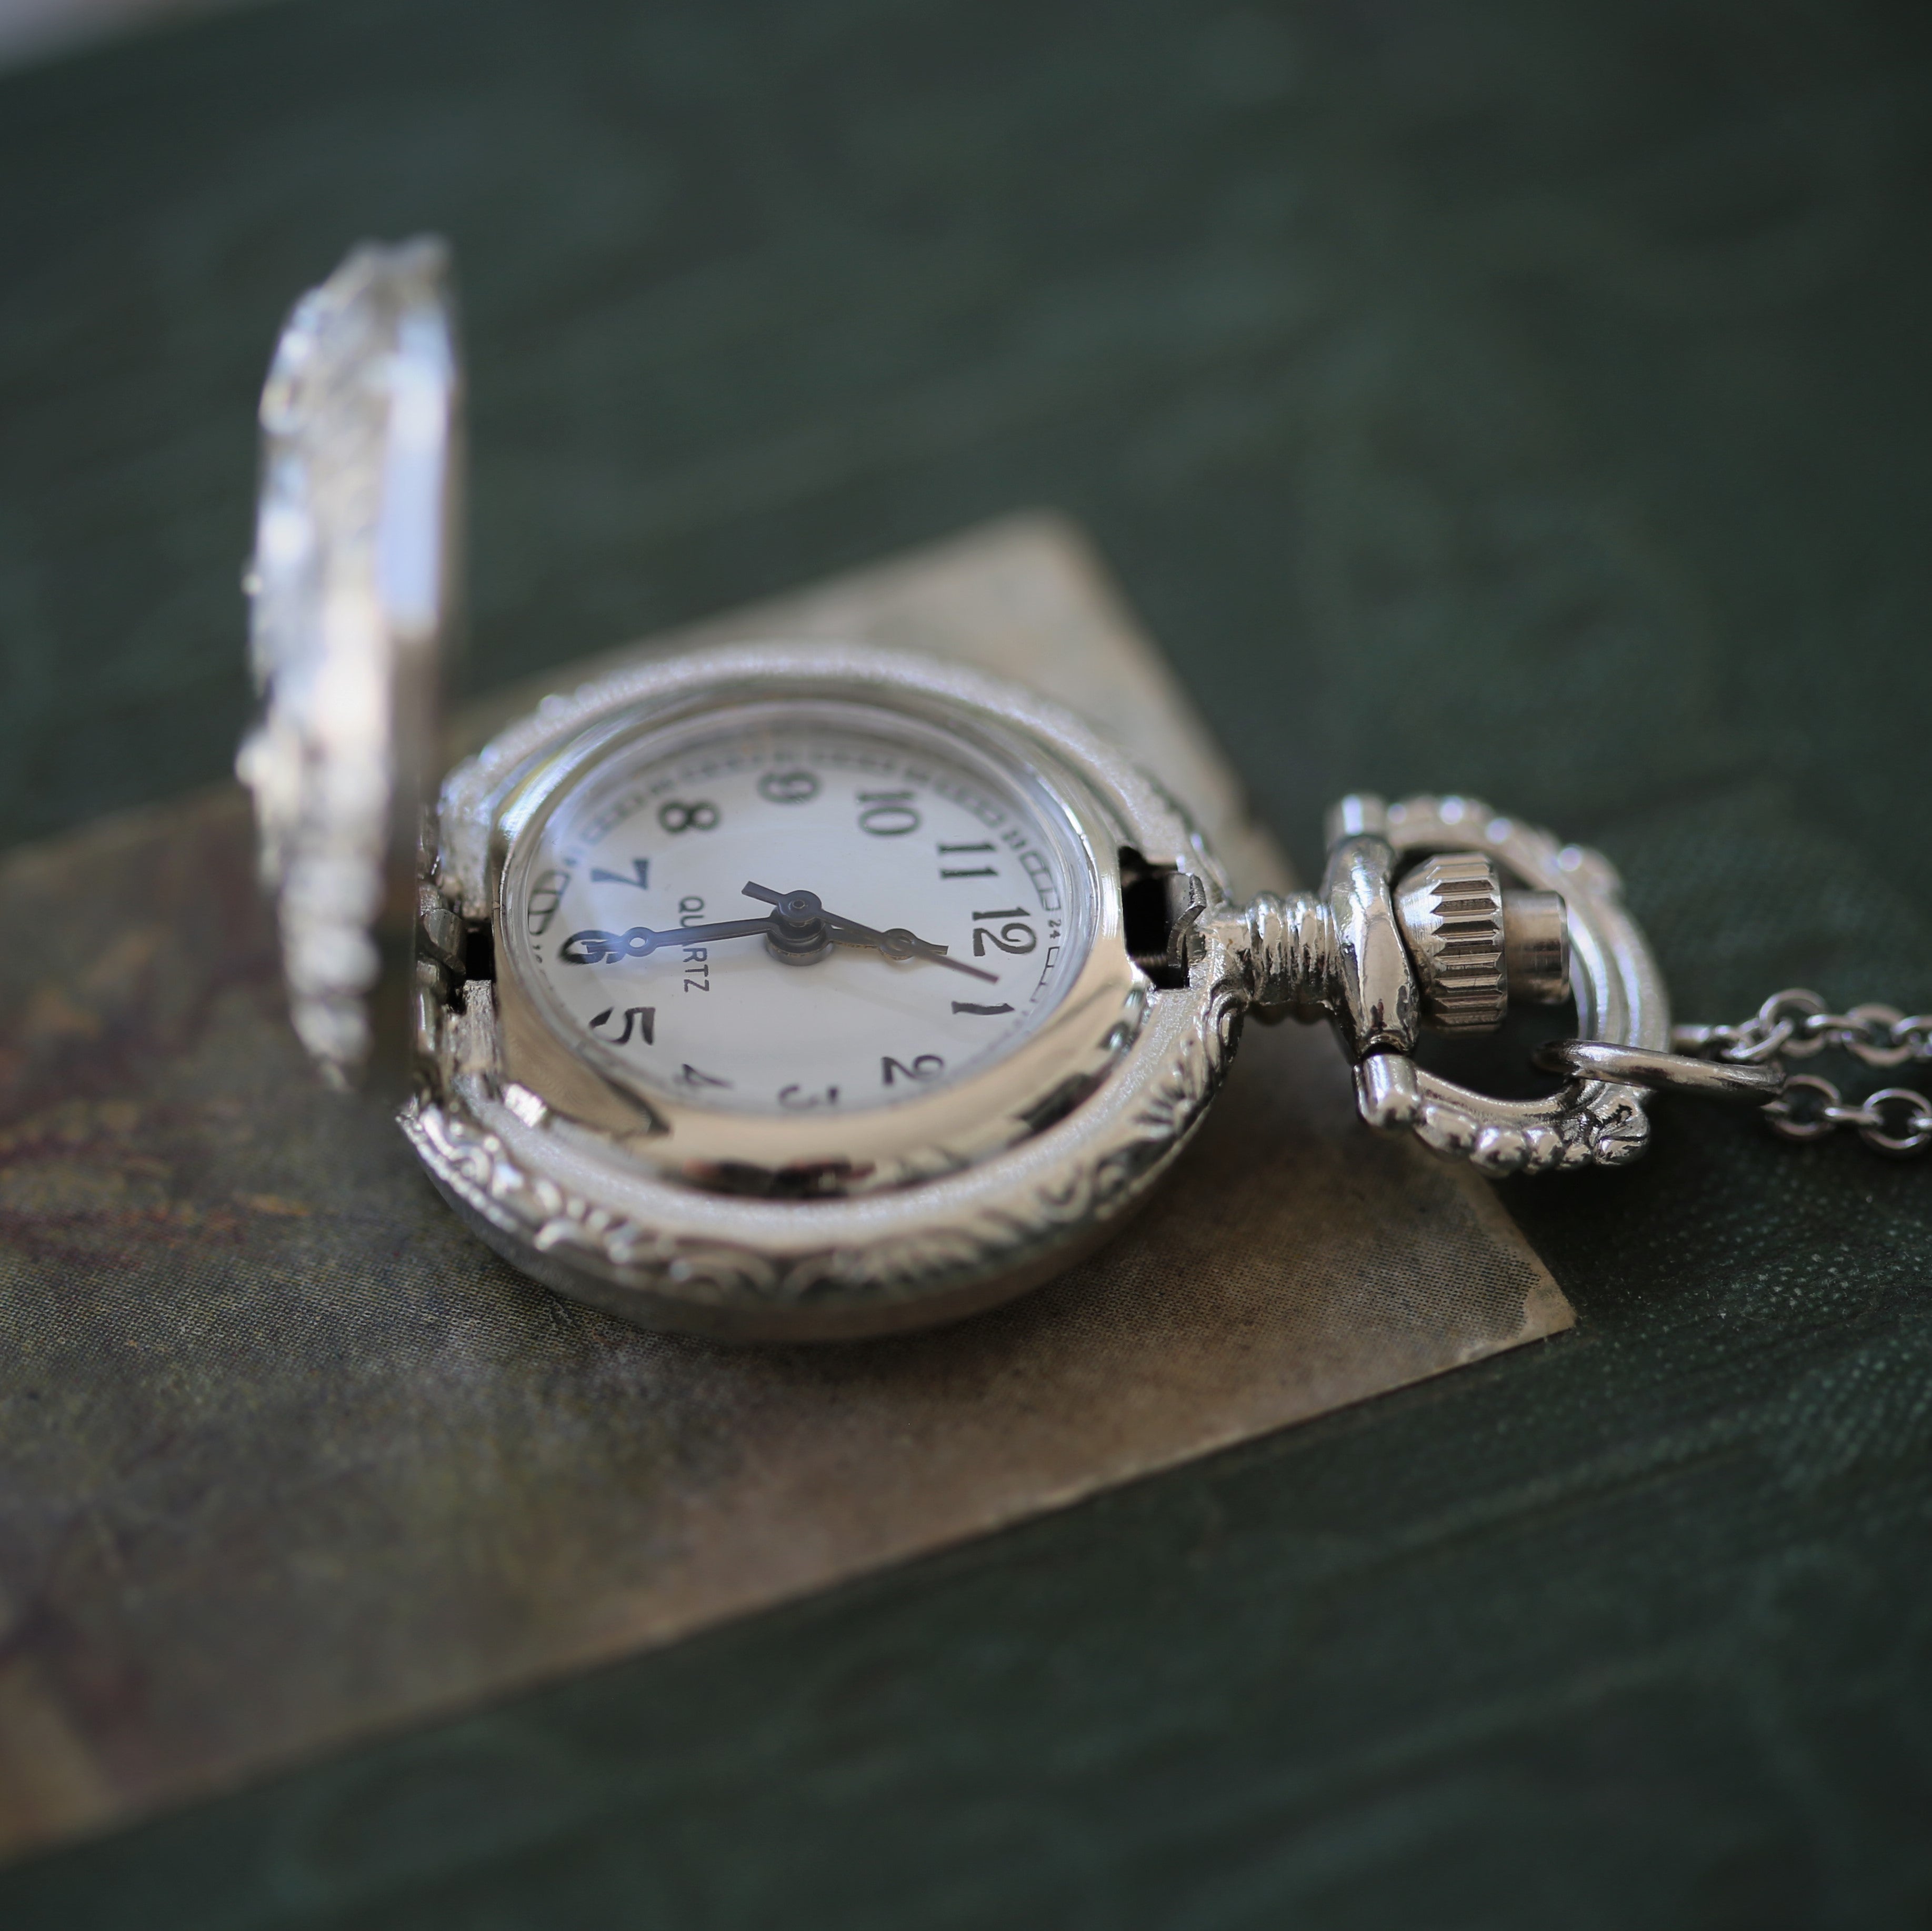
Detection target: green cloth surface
<box><xmin>3</xmin><ymin>0</ymin><xmax>1931</xmax><ymax>1924</ymax></box>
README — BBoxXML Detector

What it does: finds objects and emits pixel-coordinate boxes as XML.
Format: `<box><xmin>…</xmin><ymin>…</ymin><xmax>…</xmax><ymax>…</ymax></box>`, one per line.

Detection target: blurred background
<box><xmin>4</xmin><ymin>3</ymin><xmax>1931</xmax><ymax>1926</ymax></box>
<box><xmin>4</xmin><ymin>0</ymin><xmax>1929</xmax><ymax>906</ymax></box>
<box><xmin>0</xmin><ymin>0</ymin><xmax>233</xmax><ymax>69</ymax></box>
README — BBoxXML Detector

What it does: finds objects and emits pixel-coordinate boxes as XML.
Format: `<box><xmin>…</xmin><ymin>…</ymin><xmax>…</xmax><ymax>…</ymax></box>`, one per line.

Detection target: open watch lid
<box><xmin>238</xmin><ymin>238</ymin><xmax>460</xmax><ymax>1091</ymax></box>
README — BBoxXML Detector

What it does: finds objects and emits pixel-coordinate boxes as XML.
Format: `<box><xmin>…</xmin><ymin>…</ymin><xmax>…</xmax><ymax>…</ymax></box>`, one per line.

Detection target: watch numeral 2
<box><xmin>882</xmin><ymin>1054</ymin><xmax>945</xmax><ymax>1085</ymax></box>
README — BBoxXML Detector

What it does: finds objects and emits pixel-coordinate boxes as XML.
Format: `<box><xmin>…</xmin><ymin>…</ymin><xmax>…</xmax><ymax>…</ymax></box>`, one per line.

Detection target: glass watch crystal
<box><xmin>501</xmin><ymin>699</ymin><xmax>1092</xmax><ymax>1120</ymax></box>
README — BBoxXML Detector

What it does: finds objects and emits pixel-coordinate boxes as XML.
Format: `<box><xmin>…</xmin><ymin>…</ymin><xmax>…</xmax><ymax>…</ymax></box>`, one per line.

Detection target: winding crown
<box><xmin>1394</xmin><ymin>853</ymin><xmax>1510</xmax><ymax>1031</ymax></box>
<box><xmin>1390</xmin><ymin>852</ymin><xmax>1573</xmax><ymax>1031</ymax></box>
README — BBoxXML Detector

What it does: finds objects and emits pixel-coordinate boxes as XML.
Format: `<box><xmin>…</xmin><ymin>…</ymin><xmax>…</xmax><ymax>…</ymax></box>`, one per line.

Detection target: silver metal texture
<box><xmin>237</xmin><ymin>237</ymin><xmax>460</xmax><ymax>1092</ymax></box>
<box><xmin>1323</xmin><ymin>793</ymin><xmax>1393</xmax><ymax>845</ymax></box>
<box><xmin>1673</xmin><ymin>988</ymin><xmax>1932</xmax><ymax>1071</ymax></box>
<box><xmin>1762</xmin><ymin>1078</ymin><xmax>1932</xmax><ymax>1154</ymax></box>
<box><xmin>1665</xmin><ymin>987</ymin><xmax>1932</xmax><ymax>1155</ymax></box>
<box><xmin>1236</xmin><ymin>890</ymin><xmax>1332</xmax><ymax>1022</ymax></box>
<box><xmin>413</xmin><ymin>641</ymin><xmax>1245</xmax><ymax>1341</ymax></box>
<box><xmin>1373</xmin><ymin>797</ymin><xmax>1664</xmax><ymax>1170</ymax></box>
<box><xmin>1233</xmin><ymin>794</ymin><xmax>1667</xmax><ymax>1174</ymax></box>
<box><xmin>1393</xmin><ymin>852</ymin><xmax>1509</xmax><ymax>1031</ymax></box>
<box><xmin>1323</xmin><ymin>831</ymin><xmax>1419</xmax><ymax>1058</ymax></box>
<box><xmin>1500</xmin><ymin>891</ymin><xmax>1572</xmax><ymax>1004</ymax></box>
<box><xmin>1533</xmin><ymin>1040</ymin><xmax>1786</xmax><ymax>1105</ymax></box>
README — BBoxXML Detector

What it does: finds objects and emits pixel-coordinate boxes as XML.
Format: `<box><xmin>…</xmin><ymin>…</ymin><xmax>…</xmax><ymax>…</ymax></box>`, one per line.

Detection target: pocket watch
<box><xmin>240</xmin><ymin>242</ymin><xmax>1931</xmax><ymax>1342</ymax></box>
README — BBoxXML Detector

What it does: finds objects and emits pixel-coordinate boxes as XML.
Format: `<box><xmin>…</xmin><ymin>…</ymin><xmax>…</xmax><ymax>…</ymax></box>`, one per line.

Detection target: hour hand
<box><xmin>667</xmin><ymin>917</ymin><xmax>783</xmax><ymax>947</ymax></box>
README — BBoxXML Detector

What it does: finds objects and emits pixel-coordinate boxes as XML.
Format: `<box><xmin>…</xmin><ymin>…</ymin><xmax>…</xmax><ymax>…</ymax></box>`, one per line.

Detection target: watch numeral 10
<box><xmin>857</xmin><ymin>790</ymin><xmax>921</xmax><ymax>837</ymax></box>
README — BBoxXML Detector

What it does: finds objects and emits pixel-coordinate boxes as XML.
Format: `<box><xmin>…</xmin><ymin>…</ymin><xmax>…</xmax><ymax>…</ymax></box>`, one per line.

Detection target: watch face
<box><xmin>502</xmin><ymin>698</ymin><xmax>1096</xmax><ymax>1119</ymax></box>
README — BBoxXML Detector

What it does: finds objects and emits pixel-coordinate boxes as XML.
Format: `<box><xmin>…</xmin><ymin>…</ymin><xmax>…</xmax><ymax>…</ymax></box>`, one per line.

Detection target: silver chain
<box><xmin>1673</xmin><ymin>990</ymin><xmax>1932</xmax><ymax>1155</ymax></box>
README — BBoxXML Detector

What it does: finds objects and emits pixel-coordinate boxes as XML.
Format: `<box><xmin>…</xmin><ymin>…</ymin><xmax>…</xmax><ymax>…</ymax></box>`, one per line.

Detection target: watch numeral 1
<box><xmin>952</xmin><ymin>1001</ymin><xmax>1015</xmax><ymax>1015</ymax></box>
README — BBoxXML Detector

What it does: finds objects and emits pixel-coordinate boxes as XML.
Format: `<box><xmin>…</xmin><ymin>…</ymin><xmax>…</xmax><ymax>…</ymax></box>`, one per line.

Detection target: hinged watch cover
<box><xmin>237</xmin><ymin>237</ymin><xmax>459</xmax><ymax>1092</ymax></box>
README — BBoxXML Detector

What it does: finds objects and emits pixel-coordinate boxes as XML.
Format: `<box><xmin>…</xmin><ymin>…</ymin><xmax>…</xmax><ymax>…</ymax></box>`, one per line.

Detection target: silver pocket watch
<box><xmin>242</xmin><ymin>242</ymin><xmax>1932</xmax><ymax>1343</ymax></box>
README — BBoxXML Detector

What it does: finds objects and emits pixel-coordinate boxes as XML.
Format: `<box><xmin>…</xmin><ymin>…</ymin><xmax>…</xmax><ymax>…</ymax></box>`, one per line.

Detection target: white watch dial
<box><xmin>503</xmin><ymin>700</ymin><xmax>1094</xmax><ymax>1118</ymax></box>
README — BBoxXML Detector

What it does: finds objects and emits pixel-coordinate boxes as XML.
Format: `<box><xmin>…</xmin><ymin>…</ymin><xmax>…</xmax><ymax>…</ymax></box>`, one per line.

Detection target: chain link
<box><xmin>1671</xmin><ymin>989</ymin><xmax>1932</xmax><ymax>1155</ymax></box>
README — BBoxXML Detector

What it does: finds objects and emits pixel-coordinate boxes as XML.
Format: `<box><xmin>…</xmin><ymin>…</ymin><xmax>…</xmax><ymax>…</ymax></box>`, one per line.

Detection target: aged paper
<box><xmin>0</xmin><ymin>517</ymin><xmax>1569</xmax><ymax>1856</ymax></box>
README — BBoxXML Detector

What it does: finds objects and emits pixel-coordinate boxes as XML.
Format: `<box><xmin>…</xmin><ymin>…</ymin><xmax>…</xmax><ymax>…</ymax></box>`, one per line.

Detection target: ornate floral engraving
<box><xmin>402</xmin><ymin>967</ymin><xmax>1247</xmax><ymax>1320</ymax></box>
<box><xmin>1378</xmin><ymin>794</ymin><xmax>1667</xmax><ymax>1175</ymax></box>
<box><xmin>238</xmin><ymin>240</ymin><xmax>456</xmax><ymax>1088</ymax></box>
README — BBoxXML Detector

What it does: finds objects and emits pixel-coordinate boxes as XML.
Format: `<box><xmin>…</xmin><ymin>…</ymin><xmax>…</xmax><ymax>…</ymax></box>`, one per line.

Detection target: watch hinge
<box><xmin>461</xmin><ymin>920</ymin><xmax>496</xmax><ymax>985</ymax></box>
<box><xmin>1118</xmin><ymin>848</ymin><xmax>1203</xmax><ymax>989</ymax></box>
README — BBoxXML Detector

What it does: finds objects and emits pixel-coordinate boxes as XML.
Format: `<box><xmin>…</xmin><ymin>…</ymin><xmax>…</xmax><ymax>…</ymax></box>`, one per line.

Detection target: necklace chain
<box><xmin>1672</xmin><ymin>990</ymin><xmax>1932</xmax><ymax>1155</ymax></box>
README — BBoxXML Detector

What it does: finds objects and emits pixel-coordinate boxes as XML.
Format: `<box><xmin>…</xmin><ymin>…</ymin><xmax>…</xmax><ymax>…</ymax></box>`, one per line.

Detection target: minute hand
<box><xmin>739</xmin><ymin>882</ymin><xmax>1000</xmax><ymax>984</ymax></box>
<box><xmin>818</xmin><ymin>912</ymin><xmax>1000</xmax><ymax>984</ymax></box>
